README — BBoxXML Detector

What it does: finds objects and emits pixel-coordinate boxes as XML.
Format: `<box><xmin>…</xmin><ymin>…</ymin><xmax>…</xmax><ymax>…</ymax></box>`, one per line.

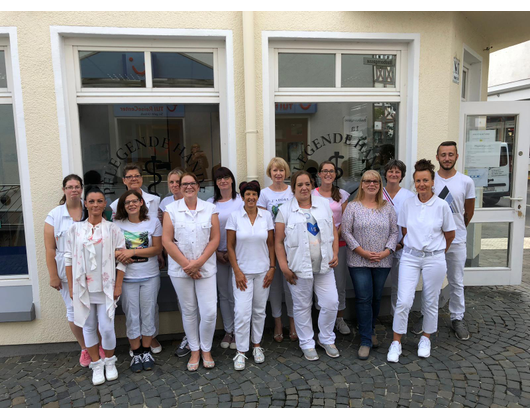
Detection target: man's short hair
<box><xmin>437</xmin><ymin>141</ymin><xmax>458</xmax><ymax>155</ymax></box>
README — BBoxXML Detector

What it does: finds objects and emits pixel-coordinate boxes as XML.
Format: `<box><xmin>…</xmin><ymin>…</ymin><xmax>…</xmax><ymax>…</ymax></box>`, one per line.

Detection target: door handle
<box><xmin>509</xmin><ymin>197</ymin><xmax>523</xmax><ymax>201</ymax></box>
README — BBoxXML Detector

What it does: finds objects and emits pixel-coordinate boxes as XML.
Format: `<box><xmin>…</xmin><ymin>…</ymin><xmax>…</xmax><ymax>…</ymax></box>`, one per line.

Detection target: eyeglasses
<box><xmin>320</xmin><ymin>170</ymin><xmax>335</xmax><ymax>174</ymax></box>
<box><xmin>124</xmin><ymin>174</ymin><xmax>141</xmax><ymax>180</ymax></box>
<box><xmin>125</xmin><ymin>199</ymin><xmax>140</xmax><ymax>206</ymax></box>
<box><xmin>65</xmin><ymin>186</ymin><xmax>82</xmax><ymax>191</ymax></box>
<box><xmin>362</xmin><ymin>180</ymin><xmax>380</xmax><ymax>185</ymax></box>
<box><xmin>181</xmin><ymin>182</ymin><xmax>198</xmax><ymax>188</ymax></box>
<box><xmin>216</xmin><ymin>176</ymin><xmax>231</xmax><ymax>182</ymax></box>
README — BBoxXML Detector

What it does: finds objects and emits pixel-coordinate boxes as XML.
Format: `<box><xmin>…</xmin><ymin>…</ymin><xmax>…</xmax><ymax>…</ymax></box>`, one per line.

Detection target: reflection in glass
<box><xmin>78</xmin><ymin>103</ymin><xmax>220</xmax><ymax>203</ymax></box>
<box><xmin>342</xmin><ymin>54</ymin><xmax>396</xmax><ymax>88</ymax></box>
<box><xmin>465</xmin><ymin>222</ymin><xmax>510</xmax><ymax>268</ymax></box>
<box><xmin>274</xmin><ymin>102</ymin><xmax>398</xmax><ymax>195</ymax></box>
<box><xmin>278</xmin><ymin>53</ymin><xmax>335</xmax><ymax>88</ymax></box>
<box><xmin>0</xmin><ymin>105</ymin><xmax>27</xmax><ymax>275</ymax></box>
<box><xmin>79</xmin><ymin>51</ymin><xmax>146</xmax><ymax>88</ymax></box>
<box><xmin>152</xmin><ymin>52</ymin><xmax>214</xmax><ymax>88</ymax></box>
<box><xmin>464</xmin><ymin>115</ymin><xmax>515</xmax><ymax>208</ymax></box>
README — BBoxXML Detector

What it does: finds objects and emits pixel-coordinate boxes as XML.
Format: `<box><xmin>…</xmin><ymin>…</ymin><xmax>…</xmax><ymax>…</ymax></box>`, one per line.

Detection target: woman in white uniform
<box><xmin>227</xmin><ymin>180</ymin><xmax>275</xmax><ymax>370</ymax></box>
<box><xmin>45</xmin><ymin>174</ymin><xmax>106</xmax><ymax>367</ymax></box>
<box><xmin>162</xmin><ymin>172</ymin><xmax>220</xmax><ymax>371</ymax></box>
<box><xmin>113</xmin><ymin>190</ymin><xmax>163</xmax><ymax>373</ymax></box>
<box><xmin>257</xmin><ymin>157</ymin><xmax>297</xmax><ymax>343</ymax></box>
<box><xmin>275</xmin><ymin>170</ymin><xmax>340</xmax><ymax>361</ymax></box>
<box><xmin>207</xmin><ymin>167</ymin><xmax>243</xmax><ymax>350</ymax></box>
<box><xmin>65</xmin><ymin>186</ymin><xmax>126</xmax><ymax>386</ymax></box>
<box><xmin>382</xmin><ymin>159</ymin><xmax>415</xmax><ymax>315</ymax></box>
<box><xmin>387</xmin><ymin>159</ymin><xmax>456</xmax><ymax>363</ymax></box>
<box><xmin>313</xmin><ymin>161</ymin><xmax>350</xmax><ymax>335</ymax></box>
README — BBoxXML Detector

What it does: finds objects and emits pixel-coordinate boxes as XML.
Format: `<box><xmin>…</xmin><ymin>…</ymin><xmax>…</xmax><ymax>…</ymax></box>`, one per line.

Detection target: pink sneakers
<box><xmin>80</xmin><ymin>349</ymin><xmax>91</xmax><ymax>367</ymax></box>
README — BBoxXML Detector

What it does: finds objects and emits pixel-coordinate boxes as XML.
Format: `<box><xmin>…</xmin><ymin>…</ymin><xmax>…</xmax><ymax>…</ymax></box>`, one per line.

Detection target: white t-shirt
<box><xmin>257</xmin><ymin>186</ymin><xmax>293</xmax><ymax>222</ymax></box>
<box><xmin>113</xmin><ymin>218</ymin><xmax>162</xmax><ymax>281</ymax></box>
<box><xmin>226</xmin><ymin>207</ymin><xmax>274</xmax><ymax>274</ymax></box>
<box><xmin>398</xmin><ymin>194</ymin><xmax>456</xmax><ymax>252</ymax></box>
<box><xmin>207</xmin><ymin>195</ymin><xmax>244</xmax><ymax>251</ymax></box>
<box><xmin>159</xmin><ymin>195</ymin><xmax>178</xmax><ymax>213</ymax></box>
<box><xmin>435</xmin><ymin>171</ymin><xmax>475</xmax><ymax>244</ymax></box>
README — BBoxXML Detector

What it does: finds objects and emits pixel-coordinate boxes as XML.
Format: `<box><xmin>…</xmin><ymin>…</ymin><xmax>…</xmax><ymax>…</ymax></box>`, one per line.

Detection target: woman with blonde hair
<box><xmin>257</xmin><ymin>157</ymin><xmax>297</xmax><ymax>342</ymax></box>
<box><xmin>342</xmin><ymin>170</ymin><xmax>398</xmax><ymax>360</ymax></box>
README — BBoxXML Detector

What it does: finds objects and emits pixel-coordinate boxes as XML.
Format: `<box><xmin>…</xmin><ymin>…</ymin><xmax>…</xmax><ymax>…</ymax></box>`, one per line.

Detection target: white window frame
<box><xmin>51</xmin><ymin>27</ymin><xmax>236</xmax><ymax>181</ymax></box>
<box><xmin>0</xmin><ymin>28</ymin><xmax>40</xmax><ymax>314</ymax></box>
<box><xmin>262</xmin><ymin>32</ymin><xmax>420</xmax><ymax>189</ymax></box>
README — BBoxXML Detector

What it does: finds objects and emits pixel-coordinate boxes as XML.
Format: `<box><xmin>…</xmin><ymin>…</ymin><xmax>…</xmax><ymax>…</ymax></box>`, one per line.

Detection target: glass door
<box><xmin>460</xmin><ymin>101</ymin><xmax>530</xmax><ymax>286</ymax></box>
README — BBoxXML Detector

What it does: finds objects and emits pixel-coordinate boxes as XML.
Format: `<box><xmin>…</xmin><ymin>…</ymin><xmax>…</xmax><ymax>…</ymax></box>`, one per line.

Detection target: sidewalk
<box><xmin>1</xmin><ymin>256</ymin><xmax>530</xmax><ymax>408</ymax></box>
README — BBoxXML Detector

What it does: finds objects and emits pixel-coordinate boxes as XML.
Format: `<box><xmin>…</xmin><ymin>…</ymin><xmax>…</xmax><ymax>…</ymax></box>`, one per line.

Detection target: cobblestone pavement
<box><xmin>1</xmin><ymin>273</ymin><xmax>530</xmax><ymax>408</ymax></box>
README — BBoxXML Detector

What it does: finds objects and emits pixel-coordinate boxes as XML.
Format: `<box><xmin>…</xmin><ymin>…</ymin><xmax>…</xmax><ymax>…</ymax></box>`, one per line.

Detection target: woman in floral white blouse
<box><xmin>65</xmin><ymin>186</ymin><xmax>126</xmax><ymax>386</ymax></box>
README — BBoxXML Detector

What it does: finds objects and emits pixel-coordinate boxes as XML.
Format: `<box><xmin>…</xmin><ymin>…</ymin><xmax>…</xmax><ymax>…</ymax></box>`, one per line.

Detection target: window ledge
<box><xmin>0</xmin><ymin>285</ymin><xmax>35</xmax><ymax>322</ymax></box>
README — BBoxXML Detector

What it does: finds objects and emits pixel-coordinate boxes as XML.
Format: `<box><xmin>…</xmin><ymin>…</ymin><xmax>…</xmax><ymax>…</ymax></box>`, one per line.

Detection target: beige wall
<box><xmin>0</xmin><ymin>11</ymin><xmax>489</xmax><ymax>345</ymax></box>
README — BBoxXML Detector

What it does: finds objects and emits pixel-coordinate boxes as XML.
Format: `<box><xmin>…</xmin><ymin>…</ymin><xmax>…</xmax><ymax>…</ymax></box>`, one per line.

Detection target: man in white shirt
<box><xmin>412</xmin><ymin>141</ymin><xmax>475</xmax><ymax>340</ymax></box>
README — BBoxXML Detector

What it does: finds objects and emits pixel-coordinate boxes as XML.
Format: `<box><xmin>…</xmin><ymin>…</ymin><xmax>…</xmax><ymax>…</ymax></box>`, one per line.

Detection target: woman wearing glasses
<box><xmin>342</xmin><ymin>170</ymin><xmax>398</xmax><ymax>360</ymax></box>
<box><xmin>162</xmin><ymin>172</ymin><xmax>220</xmax><ymax>371</ymax></box>
<box><xmin>113</xmin><ymin>191</ymin><xmax>163</xmax><ymax>373</ymax></box>
<box><xmin>207</xmin><ymin>167</ymin><xmax>243</xmax><ymax>349</ymax></box>
<box><xmin>313</xmin><ymin>161</ymin><xmax>351</xmax><ymax>335</ymax></box>
<box><xmin>45</xmin><ymin>174</ymin><xmax>101</xmax><ymax>367</ymax></box>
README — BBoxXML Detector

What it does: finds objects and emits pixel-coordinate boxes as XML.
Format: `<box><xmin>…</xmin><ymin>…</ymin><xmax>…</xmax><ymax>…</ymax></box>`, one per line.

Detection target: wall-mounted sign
<box><xmin>363</xmin><ymin>57</ymin><xmax>395</xmax><ymax>66</ymax></box>
<box><xmin>113</xmin><ymin>104</ymin><xmax>185</xmax><ymax>117</ymax></box>
<box><xmin>453</xmin><ymin>57</ymin><xmax>460</xmax><ymax>84</ymax></box>
<box><xmin>275</xmin><ymin>103</ymin><xmax>317</xmax><ymax>114</ymax></box>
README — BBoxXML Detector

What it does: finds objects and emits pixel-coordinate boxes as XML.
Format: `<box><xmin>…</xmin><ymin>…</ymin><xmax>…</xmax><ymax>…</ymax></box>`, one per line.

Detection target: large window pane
<box><xmin>466</xmin><ymin>222</ymin><xmax>510</xmax><ymax>268</ymax></box>
<box><xmin>278</xmin><ymin>53</ymin><xmax>335</xmax><ymax>88</ymax></box>
<box><xmin>275</xmin><ymin>102</ymin><xmax>398</xmax><ymax>195</ymax></box>
<box><xmin>79</xmin><ymin>103</ymin><xmax>221</xmax><ymax>202</ymax></box>
<box><xmin>0</xmin><ymin>105</ymin><xmax>27</xmax><ymax>275</ymax></box>
<box><xmin>342</xmin><ymin>54</ymin><xmax>396</xmax><ymax>88</ymax></box>
<box><xmin>79</xmin><ymin>51</ymin><xmax>146</xmax><ymax>88</ymax></box>
<box><xmin>151</xmin><ymin>52</ymin><xmax>214</xmax><ymax>88</ymax></box>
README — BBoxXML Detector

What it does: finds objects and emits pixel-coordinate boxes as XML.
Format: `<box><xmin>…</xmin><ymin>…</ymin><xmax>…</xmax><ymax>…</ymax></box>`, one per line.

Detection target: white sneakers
<box><xmin>387</xmin><ymin>341</ymin><xmax>402</xmax><ymax>363</ymax></box>
<box><xmin>387</xmin><ymin>337</ymin><xmax>432</xmax><ymax>362</ymax></box>
<box><xmin>252</xmin><ymin>347</ymin><xmax>265</xmax><ymax>364</ymax></box>
<box><xmin>233</xmin><ymin>352</ymin><xmax>247</xmax><ymax>371</ymax></box>
<box><xmin>89</xmin><ymin>356</ymin><xmax>120</xmax><ymax>385</ymax></box>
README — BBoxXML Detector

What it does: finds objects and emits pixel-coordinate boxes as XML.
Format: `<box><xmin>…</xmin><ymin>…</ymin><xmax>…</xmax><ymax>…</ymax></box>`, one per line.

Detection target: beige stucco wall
<box><xmin>0</xmin><ymin>11</ymin><xmax>490</xmax><ymax>345</ymax></box>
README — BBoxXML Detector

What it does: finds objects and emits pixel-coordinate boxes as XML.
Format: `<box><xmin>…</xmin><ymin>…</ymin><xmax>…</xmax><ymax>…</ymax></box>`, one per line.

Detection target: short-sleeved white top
<box><xmin>159</xmin><ymin>195</ymin><xmax>179</xmax><ymax>213</ymax></box>
<box><xmin>226</xmin><ymin>207</ymin><xmax>274</xmax><ymax>274</ymax></box>
<box><xmin>110</xmin><ymin>189</ymin><xmax>160</xmax><ymax>222</ymax></box>
<box><xmin>207</xmin><ymin>195</ymin><xmax>244</xmax><ymax>252</ymax></box>
<box><xmin>383</xmin><ymin>187</ymin><xmax>415</xmax><ymax>244</ymax></box>
<box><xmin>398</xmin><ymin>194</ymin><xmax>456</xmax><ymax>252</ymax></box>
<box><xmin>256</xmin><ymin>186</ymin><xmax>293</xmax><ymax>222</ymax></box>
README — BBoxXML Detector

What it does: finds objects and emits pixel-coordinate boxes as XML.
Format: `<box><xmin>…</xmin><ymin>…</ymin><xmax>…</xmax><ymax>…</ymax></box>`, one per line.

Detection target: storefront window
<box><xmin>278</xmin><ymin>53</ymin><xmax>335</xmax><ymax>88</ymax></box>
<box><xmin>79</xmin><ymin>103</ymin><xmax>221</xmax><ymax>202</ymax></box>
<box><xmin>341</xmin><ymin>54</ymin><xmax>396</xmax><ymax>88</ymax></box>
<box><xmin>0</xmin><ymin>104</ymin><xmax>27</xmax><ymax>275</ymax></box>
<box><xmin>275</xmin><ymin>102</ymin><xmax>398</xmax><ymax>195</ymax></box>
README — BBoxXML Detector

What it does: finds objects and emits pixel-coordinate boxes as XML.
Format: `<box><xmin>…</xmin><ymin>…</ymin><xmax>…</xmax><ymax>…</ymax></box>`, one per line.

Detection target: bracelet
<box><xmin>269</xmin><ymin>266</ymin><xmax>276</xmax><ymax>269</ymax></box>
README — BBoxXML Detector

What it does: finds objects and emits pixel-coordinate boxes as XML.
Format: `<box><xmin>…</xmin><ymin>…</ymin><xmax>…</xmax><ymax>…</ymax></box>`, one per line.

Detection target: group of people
<box><xmin>44</xmin><ymin>140</ymin><xmax>475</xmax><ymax>386</ymax></box>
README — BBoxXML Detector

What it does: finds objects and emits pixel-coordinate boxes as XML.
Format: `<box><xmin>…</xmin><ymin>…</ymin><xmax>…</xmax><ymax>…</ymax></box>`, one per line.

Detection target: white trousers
<box><xmin>59</xmin><ymin>281</ymin><xmax>74</xmax><ymax>322</ymax></box>
<box><xmin>121</xmin><ymin>276</ymin><xmax>160</xmax><ymax>340</ymax></box>
<box><xmin>445</xmin><ymin>242</ymin><xmax>466</xmax><ymax>321</ymax></box>
<box><xmin>393</xmin><ymin>252</ymin><xmax>447</xmax><ymax>335</ymax></box>
<box><xmin>389</xmin><ymin>254</ymin><xmax>401</xmax><ymax>316</ymax></box>
<box><xmin>269</xmin><ymin>261</ymin><xmax>294</xmax><ymax>318</ymax></box>
<box><xmin>232</xmin><ymin>271</ymin><xmax>270</xmax><ymax>353</ymax></box>
<box><xmin>217</xmin><ymin>261</ymin><xmax>235</xmax><ymax>333</ymax></box>
<box><xmin>315</xmin><ymin>246</ymin><xmax>347</xmax><ymax>311</ymax></box>
<box><xmin>83</xmin><ymin>301</ymin><xmax>116</xmax><ymax>350</ymax></box>
<box><xmin>288</xmin><ymin>270</ymin><xmax>338</xmax><ymax>350</ymax></box>
<box><xmin>170</xmin><ymin>274</ymin><xmax>217</xmax><ymax>352</ymax></box>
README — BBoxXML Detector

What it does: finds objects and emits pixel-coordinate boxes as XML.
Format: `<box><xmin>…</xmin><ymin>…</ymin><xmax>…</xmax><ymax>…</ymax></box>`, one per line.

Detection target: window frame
<box><xmin>264</xmin><ymin>35</ymin><xmax>415</xmax><ymax>188</ymax></box>
<box><xmin>54</xmin><ymin>29</ymin><xmax>236</xmax><ymax>182</ymax></box>
<box><xmin>0</xmin><ymin>29</ymin><xmax>40</xmax><ymax>305</ymax></box>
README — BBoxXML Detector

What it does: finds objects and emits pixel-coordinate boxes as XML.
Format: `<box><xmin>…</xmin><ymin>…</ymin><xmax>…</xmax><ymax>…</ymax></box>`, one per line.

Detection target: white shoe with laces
<box><xmin>335</xmin><ymin>317</ymin><xmax>351</xmax><ymax>335</ymax></box>
<box><xmin>387</xmin><ymin>341</ymin><xmax>402</xmax><ymax>363</ymax></box>
<box><xmin>233</xmin><ymin>352</ymin><xmax>247</xmax><ymax>371</ymax></box>
<box><xmin>417</xmin><ymin>336</ymin><xmax>431</xmax><ymax>358</ymax></box>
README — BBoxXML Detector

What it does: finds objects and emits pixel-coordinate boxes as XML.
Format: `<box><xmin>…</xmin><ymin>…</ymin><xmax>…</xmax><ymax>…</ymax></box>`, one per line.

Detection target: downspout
<box><xmin>242</xmin><ymin>11</ymin><xmax>259</xmax><ymax>182</ymax></box>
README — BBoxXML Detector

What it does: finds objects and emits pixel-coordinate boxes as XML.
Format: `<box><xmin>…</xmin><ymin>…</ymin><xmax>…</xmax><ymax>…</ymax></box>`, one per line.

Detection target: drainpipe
<box><xmin>242</xmin><ymin>11</ymin><xmax>258</xmax><ymax>182</ymax></box>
